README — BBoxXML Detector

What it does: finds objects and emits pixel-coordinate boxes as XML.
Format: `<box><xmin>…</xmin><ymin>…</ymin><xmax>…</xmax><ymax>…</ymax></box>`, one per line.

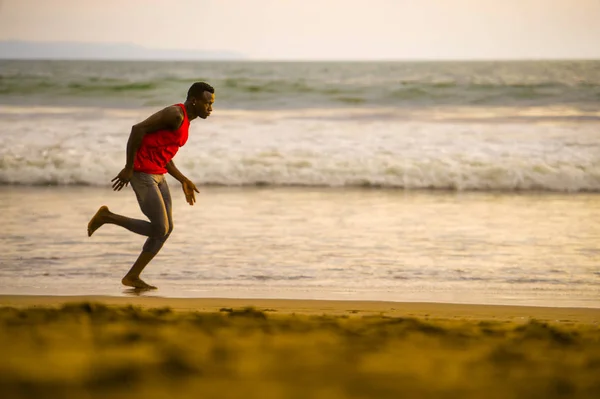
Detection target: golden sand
<box><xmin>1</xmin><ymin>296</ymin><xmax>599</xmax><ymax>399</ymax></box>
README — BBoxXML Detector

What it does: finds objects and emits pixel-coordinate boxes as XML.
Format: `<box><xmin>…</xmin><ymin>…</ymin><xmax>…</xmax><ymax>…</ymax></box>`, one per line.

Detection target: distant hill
<box><xmin>0</xmin><ymin>40</ymin><xmax>245</xmax><ymax>60</ymax></box>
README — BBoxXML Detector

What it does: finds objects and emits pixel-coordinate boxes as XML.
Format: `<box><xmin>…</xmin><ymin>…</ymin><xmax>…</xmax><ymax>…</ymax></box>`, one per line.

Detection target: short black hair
<box><xmin>187</xmin><ymin>82</ymin><xmax>215</xmax><ymax>100</ymax></box>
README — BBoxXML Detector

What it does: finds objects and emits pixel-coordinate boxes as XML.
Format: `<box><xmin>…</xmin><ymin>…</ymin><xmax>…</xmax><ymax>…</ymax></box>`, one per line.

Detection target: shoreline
<box><xmin>1</xmin><ymin>295</ymin><xmax>598</xmax><ymax>324</ymax></box>
<box><xmin>3</xmin><ymin>183</ymin><xmax>600</xmax><ymax>194</ymax></box>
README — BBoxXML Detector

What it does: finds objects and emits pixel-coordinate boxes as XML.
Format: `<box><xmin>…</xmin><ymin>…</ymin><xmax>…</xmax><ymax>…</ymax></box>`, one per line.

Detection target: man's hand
<box><xmin>182</xmin><ymin>179</ymin><xmax>200</xmax><ymax>205</ymax></box>
<box><xmin>111</xmin><ymin>167</ymin><xmax>134</xmax><ymax>191</ymax></box>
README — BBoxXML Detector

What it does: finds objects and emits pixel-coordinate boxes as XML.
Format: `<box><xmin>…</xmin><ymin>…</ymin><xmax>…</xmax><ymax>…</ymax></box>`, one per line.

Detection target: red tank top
<box><xmin>133</xmin><ymin>103</ymin><xmax>190</xmax><ymax>174</ymax></box>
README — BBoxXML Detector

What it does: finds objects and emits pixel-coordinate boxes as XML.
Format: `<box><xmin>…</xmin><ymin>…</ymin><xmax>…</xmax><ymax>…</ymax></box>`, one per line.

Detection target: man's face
<box><xmin>195</xmin><ymin>91</ymin><xmax>215</xmax><ymax>119</ymax></box>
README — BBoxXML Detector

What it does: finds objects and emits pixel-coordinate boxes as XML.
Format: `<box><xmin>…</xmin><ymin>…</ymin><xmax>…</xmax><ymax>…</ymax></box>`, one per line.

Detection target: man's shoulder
<box><xmin>163</xmin><ymin>104</ymin><xmax>185</xmax><ymax>119</ymax></box>
<box><xmin>154</xmin><ymin>105</ymin><xmax>184</xmax><ymax>130</ymax></box>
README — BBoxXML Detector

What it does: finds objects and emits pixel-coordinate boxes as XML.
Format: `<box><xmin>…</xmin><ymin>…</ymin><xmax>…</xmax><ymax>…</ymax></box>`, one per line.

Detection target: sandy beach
<box><xmin>1</xmin><ymin>295</ymin><xmax>599</xmax><ymax>399</ymax></box>
<box><xmin>1</xmin><ymin>295</ymin><xmax>599</xmax><ymax>322</ymax></box>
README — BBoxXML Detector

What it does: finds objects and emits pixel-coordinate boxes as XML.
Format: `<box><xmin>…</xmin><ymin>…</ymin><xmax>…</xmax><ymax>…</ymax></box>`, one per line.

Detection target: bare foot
<box><xmin>87</xmin><ymin>205</ymin><xmax>110</xmax><ymax>237</ymax></box>
<box><xmin>121</xmin><ymin>276</ymin><xmax>157</xmax><ymax>290</ymax></box>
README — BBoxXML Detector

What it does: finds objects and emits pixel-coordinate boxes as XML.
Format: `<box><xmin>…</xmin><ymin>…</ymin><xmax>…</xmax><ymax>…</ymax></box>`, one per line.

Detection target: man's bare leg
<box><xmin>121</xmin><ymin>251</ymin><xmax>158</xmax><ymax>289</ymax></box>
<box><xmin>87</xmin><ymin>206</ymin><xmax>152</xmax><ymax>237</ymax></box>
<box><xmin>88</xmin><ymin>175</ymin><xmax>170</xmax><ymax>291</ymax></box>
<box><xmin>88</xmin><ymin>206</ymin><xmax>159</xmax><ymax>289</ymax></box>
<box><xmin>87</xmin><ymin>206</ymin><xmax>110</xmax><ymax>237</ymax></box>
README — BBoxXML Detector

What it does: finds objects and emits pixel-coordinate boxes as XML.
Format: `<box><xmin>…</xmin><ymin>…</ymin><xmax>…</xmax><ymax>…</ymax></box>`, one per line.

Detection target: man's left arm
<box><xmin>166</xmin><ymin>161</ymin><xmax>199</xmax><ymax>205</ymax></box>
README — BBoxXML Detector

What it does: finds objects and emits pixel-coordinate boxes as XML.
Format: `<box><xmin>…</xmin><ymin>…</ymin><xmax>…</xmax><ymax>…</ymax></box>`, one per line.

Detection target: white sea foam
<box><xmin>1</xmin><ymin>107</ymin><xmax>599</xmax><ymax>192</ymax></box>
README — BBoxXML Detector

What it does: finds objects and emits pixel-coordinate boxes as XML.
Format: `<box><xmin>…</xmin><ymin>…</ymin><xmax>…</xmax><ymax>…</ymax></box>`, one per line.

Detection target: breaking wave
<box><xmin>1</xmin><ymin>144</ymin><xmax>598</xmax><ymax>192</ymax></box>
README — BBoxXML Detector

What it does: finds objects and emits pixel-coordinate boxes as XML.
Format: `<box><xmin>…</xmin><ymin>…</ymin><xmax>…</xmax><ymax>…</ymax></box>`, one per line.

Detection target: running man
<box><xmin>87</xmin><ymin>82</ymin><xmax>215</xmax><ymax>290</ymax></box>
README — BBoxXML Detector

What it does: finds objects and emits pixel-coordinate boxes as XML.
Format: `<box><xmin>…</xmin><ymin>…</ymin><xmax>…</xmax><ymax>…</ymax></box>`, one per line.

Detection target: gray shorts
<box><xmin>130</xmin><ymin>172</ymin><xmax>173</xmax><ymax>254</ymax></box>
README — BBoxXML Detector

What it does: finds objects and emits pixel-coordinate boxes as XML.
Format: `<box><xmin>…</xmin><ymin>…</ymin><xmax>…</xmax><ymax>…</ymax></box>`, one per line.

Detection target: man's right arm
<box><xmin>125</xmin><ymin>105</ymin><xmax>184</xmax><ymax>169</ymax></box>
<box><xmin>111</xmin><ymin>106</ymin><xmax>184</xmax><ymax>191</ymax></box>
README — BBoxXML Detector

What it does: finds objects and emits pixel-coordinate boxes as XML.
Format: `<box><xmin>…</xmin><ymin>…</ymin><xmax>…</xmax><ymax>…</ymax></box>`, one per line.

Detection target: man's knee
<box><xmin>151</xmin><ymin>222</ymin><xmax>169</xmax><ymax>239</ymax></box>
<box><xmin>151</xmin><ymin>221</ymin><xmax>173</xmax><ymax>240</ymax></box>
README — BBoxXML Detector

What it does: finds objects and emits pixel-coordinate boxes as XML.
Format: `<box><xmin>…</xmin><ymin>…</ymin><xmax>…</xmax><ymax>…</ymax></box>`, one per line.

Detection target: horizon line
<box><xmin>0</xmin><ymin>57</ymin><xmax>599</xmax><ymax>62</ymax></box>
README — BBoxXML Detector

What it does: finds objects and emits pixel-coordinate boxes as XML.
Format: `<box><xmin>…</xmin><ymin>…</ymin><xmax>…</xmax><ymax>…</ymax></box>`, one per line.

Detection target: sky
<box><xmin>0</xmin><ymin>0</ymin><xmax>599</xmax><ymax>60</ymax></box>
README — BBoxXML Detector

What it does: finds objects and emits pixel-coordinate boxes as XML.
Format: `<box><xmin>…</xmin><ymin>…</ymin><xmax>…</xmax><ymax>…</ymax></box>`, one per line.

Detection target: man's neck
<box><xmin>184</xmin><ymin>101</ymin><xmax>198</xmax><ymax>121</ymax></box>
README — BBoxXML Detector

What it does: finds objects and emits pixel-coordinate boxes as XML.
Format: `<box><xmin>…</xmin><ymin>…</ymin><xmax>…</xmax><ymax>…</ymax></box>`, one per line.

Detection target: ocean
<box><xmin>0</xmin><ymin>60</ymin><xmax>599</xmax><ymax>307</ymax></box>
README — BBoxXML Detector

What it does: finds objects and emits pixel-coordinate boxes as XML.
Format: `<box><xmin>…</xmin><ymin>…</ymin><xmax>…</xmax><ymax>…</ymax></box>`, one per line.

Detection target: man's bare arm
<box><xmin>125</xmin><ymin>106</ymin><xmax>184</xmax><ymax>169</ymax></box>
<box><xmin>165</xmin><ymin>160</ymin><xmax>189</xmax><ymax>184</ymax></box>
<box><xmin>166</xmin><ymin>160</ymin><xmax>200</xmax><ymax>206</ymax></box>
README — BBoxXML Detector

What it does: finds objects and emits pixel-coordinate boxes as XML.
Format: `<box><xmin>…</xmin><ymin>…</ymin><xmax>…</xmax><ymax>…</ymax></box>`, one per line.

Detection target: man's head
<box><xmin>187</xmin><ymin>82</ymin><xmax>215</xmax><ymax>119</ymax></box>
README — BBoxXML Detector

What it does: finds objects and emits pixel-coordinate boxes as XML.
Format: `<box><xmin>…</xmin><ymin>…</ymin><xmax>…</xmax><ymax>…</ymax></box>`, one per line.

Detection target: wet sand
<box><xmin>1</xmin><ymin>296</ymin><xmax>599</xmax><ymax>399</ymax></box>
<box><xmin>2</xmin><ymin>187</ymin><xmax>600</xmax><ymax>307</ymax></box>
